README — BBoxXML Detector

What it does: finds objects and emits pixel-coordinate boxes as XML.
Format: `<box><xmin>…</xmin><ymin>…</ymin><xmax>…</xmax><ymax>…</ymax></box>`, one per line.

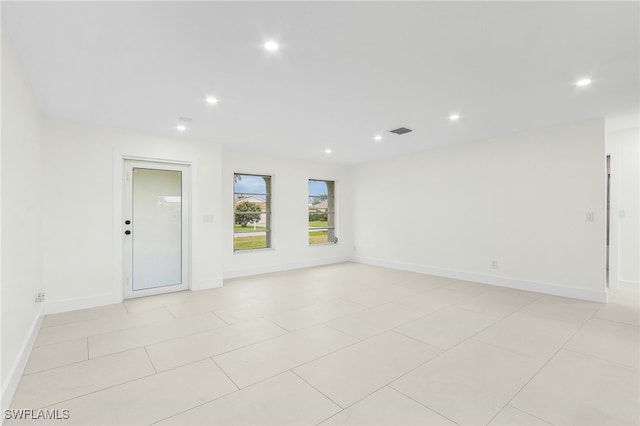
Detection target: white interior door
<box><xmin>123</xmin><ymin>160</ymin><xmax>190</xmax><ymax>299</ymax></box>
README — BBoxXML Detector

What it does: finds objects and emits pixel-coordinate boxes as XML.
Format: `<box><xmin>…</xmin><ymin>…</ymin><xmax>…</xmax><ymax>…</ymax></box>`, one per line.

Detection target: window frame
<box><xmin>308</xmin><ymin>179</ymin><xmax>337</xmax><ymax>245</ymax></box>
<box><xmin>233</xmin><ymin>173</ymin><xmax>272</xmax><ymax>251</ymax></box>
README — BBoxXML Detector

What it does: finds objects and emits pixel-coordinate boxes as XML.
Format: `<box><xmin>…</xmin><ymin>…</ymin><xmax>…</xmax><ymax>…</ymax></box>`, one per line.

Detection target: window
<box><xmin>308</xmin><ymin>179</ymin><xmax>336</xmax><ymax>244</ymax></box>
<box><xmin>234</xmin><ymin>174</ymin><xmax>271</xmax><ymax>251</ymax></box>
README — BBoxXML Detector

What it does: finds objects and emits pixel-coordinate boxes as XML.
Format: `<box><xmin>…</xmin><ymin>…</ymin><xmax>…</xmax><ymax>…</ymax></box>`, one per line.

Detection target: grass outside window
<box><xmin>308</xmin><ymin>179</ymin><xmax>336</xmax><ymax>245</ymax></box>
<box><xmin>234</xmin><ymin>174</ymin><xmax>271</xmax><ymax>251</ymax></box>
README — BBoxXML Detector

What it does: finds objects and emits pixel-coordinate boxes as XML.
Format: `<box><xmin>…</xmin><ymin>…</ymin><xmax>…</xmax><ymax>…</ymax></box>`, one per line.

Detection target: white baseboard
<box><xmin>350</xmin><ymin>256</ymin><xmax>608</xmax><ymax>303</ymax></box>
<box><xmin>620</xmin><ymin>280</ymin><xmax>640</xmax><ymax>285</ymax></box>
<box><xmin>192</xmin><ymin>278</ymin><xmax>223</xmax><ymax>291</ymax></box>
<box><xmin>42</xmin><ymin>293</ymin><xmax>118</xmax><ymax>315</ymax></box>
<box><xmin>1</xmin><ymin>307</ymin><xmax>43</xmax><ymax>416</ymax></box>
<box><xmin>222</xmin><ymin>256</ymin><xmax>351</xmax><ymax>280</ymax></box>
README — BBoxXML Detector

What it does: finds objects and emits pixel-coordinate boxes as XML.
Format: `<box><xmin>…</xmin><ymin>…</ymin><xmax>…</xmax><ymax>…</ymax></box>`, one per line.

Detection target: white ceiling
<box><xmin>2</xmin><ymin>1</ymin><xmax>638</xmax><ymax>164</ymax></box>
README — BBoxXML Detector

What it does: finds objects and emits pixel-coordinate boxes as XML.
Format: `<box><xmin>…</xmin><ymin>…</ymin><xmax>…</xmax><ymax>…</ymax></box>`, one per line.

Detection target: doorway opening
<box><xmin>606</xmin><ymin>154</ymin><xmax>611</xmax><ymax>286</ymax></box>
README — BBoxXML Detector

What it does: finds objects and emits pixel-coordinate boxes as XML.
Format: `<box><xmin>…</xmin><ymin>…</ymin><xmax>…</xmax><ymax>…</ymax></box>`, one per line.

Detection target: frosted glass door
<box><xmin>123</xmin><ymin>161</ymin><xmax>189</xmax><ymax>299</ymax></box>
<box><xmin>133</xmin><ymin>168</ymin><xmax>182</xmax><ymax>290</ymax></box>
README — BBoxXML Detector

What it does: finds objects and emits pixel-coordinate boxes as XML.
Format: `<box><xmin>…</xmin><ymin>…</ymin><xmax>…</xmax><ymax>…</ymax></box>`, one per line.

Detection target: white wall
<box><xmin>352</xmin><ymin>119</ymin><xmax>607</xmax><ymax>301</ymax></box>
<box><xmin>221</xmin><ymin>147</ymin><xmax>353</xmax><ymax>277</ymax></box>
<box><xmin>40</xmin><ymin>119</ymin><xmax>224</xmax><ymax>307</ymax></box>
<box><xmin>607</xmin><ymin>127</ymin><xmax>639</xmax><ymax>284</ymax></box>
<box><xmin>39</xmin><ymin>120</ymin><xmax>353</xmax><ymax>306</ymax></box>
<box><xmin>1</xmin><ymin>29</ymin><xmax>44</xmax><ymax>405</ymax></box>
<box><xmin>43</xmin><ymin>119</ymin><xmax>353</xmax><ymax>304</ymax></box>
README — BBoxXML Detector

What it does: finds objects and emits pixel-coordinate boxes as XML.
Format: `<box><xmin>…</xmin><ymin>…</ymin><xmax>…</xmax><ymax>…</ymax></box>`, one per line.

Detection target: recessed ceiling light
<box><xmin>176</xmin><ymin>125</ymin><xmax>187</xmax><ymax>132</ymax></box>
<box><xmin>373</xmin><ymin>135</ymin><xmax>383</xmax><ymax>141</ymax></box>
<box><xmin>205</xmin><ymin>96</ymin><xmax>218</xmax><ymax>105</ymax></box>
<box><xmin>324</xmin><ymin>149</ymin><xmax>332</xmax><ymax>154</ymax></box>
<box><xmin>576</xmin><ymin>78</ymin><xmax>592</xmax><ymax>87</ymax></box>
<box><xmin>264</xmin><ymin>41</ymin><xmax>279</xmax><ymax>52</ymax></box>
<box><xmin>449</xmin><ymin>114</ymin><xmax>461</xmax><ymax>121</ymax></box>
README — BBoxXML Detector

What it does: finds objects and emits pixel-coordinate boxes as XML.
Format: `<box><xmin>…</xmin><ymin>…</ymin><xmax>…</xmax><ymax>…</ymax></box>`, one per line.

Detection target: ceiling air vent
<box><xmin>390</xmin><ymin>127</ymin><xmax>413</xmax><ymax>135</ymax></box>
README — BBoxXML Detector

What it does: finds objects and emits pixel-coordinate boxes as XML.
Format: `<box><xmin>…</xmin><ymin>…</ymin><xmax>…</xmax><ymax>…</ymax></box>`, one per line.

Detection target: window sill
<box><xmin>233</xmin><ymin>247</ymin><xmax>275</xmax><ymax>254</ymax></box>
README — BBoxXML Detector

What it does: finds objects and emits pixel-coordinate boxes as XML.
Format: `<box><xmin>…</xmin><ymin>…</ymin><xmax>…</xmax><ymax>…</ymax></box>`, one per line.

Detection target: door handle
<box><xmin>125</xmin><ymin>230</ymin><xmax>131</xmax><ymax>235</ymax></box>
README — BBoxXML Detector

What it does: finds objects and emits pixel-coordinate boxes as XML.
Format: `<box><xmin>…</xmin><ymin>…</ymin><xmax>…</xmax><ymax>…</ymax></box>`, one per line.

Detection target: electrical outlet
<box><xmin>491</xmin><ymin>260</ymin><xmax>498</xmax><ymax>270</ymax></box>
<box><xmin>35</xmin><ymin>292</ymin><xmax>46</xmax><ymax>303</ymax></box>
<box><xmin>585</xmin><ymin>211</ymin><xmax>594</xmax><ymax>222</ymax></box>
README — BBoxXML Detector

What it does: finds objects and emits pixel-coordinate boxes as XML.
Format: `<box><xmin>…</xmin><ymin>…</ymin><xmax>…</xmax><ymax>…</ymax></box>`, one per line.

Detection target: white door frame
<box><xmin>607</xmin><ymin>151</ymin><xmax>621</xmax><ymax>290</ymax></box>
<box><xmin>113</xmin><ymin>153</ymin><xmax>194</xmax><ymax>302</ymax></box>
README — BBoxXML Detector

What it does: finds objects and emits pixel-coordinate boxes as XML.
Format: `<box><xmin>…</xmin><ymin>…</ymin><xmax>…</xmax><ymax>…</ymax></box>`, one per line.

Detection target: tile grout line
<box><xmin>40</xmin><ymin>307</ymin><xmax>129</xmax><ymax>329</ymax></box>
<box><xmin>165</xmin><ymin>308</ymin><xmax>178</xmax><ymax>319</ymax></box>
<box><xmin>83</xmin><ymin>314</ymin><xmax>231</xmax><ymax>359</ymax></box>
<box><xmin>387</xmin><ymin>329</ymin><xmax>447</xmax><ymax>352</ymax></box>
<box><xmin>24</xmin><ymin>318</ymin><xmax>239</xmax><ymax>377</ymax></box>
<box><xmin>335</xmin><ymin>296</ymin><xmax>374</xmax><ymax>309</ymax></box>
<box><xmin>297</xmin><ymin>332</ymin><xmax>452</xmax><ymax>420</ymax></box>
<box><xmin>211</xmin><ymin>357</ymin><xmax>241</xmax><ymax>390</ymax></box>
<box><xmin>148</xmin><ymin>373</ymin><xmax>241</xmax><ymax>425</ymax></box>
<box><xmin>289</xmin><ymin>369</ymin><xmax>344</xmax><ymax>410</ymax></box>
<box><xmin>145</xmin><ymin>330</ymin><xmax>303</xmax><ymax>374</ymax></box>
<box><xmin>400</xmin><ymin>336</ymin><xmax>533</xmax><ymax>426</ymax></box>
<box><xmin>303</xmin><ymin>359</ymin><xmax>460</xmax><ymax>426</ymax></box>
<box><xmin>313</xmin><ymin>408</ymin><xmax>344</xmax><ymax>425</ymax></box>
<box><xmin>142</xmin><ymin>355</ymin><xmax>245</xmax><ymax>380</ymax></box>
<box><xmin>265</xmin><ymin>304</ymin><xmax>372</xmax><ymax>334</ymax></box>
<box><xmin>391</xmin><ymin>305</ymin><xmax>506</xmax><ymax>342</ymax></box>
<box><xmin>320</xmin><ymin>321</ymin><xmax>365</xmax><ymax>340</ymax></box>
<box><xmin>592</xmin><ymin>313</ymin><xmax>640</xmax><ymax>328</ymax></box>
<box><xmin>260</xmin><ymin>316</ymin><xmax>294</xmax><ymax>334</ymax></box>
<box><xmin>376</xmin><ymin>305</ymin><xmax>555</xmax><ymax>424</ymax></box>
<box><xmin>487</xmin><ymin>304</ymin><xmax>604</xmax><ymax>424</ymax></box>
<box><xmin>389</xmin><ymin>385</ymin><xmax>461</xmax><ymax>425</ymax></box>
<box><xmin>450</xmin><ymin>298</ymin><xmax>538</xmax><ymax>320</ymax></box>
<box><xmin>86</xmin><ymin>328</ymin><xmax>229</xmax><ymax>361</ymax></box>
<box><xmin>209</xmin><ymin>309</ymin><xmax>233</xmax><ymax>326</ymax></box>
<box><xmin>214</xmin><ymin>335</ymin><xmax>367</xmax><ymax>392</ymax></box>
<box><xmin>144</xmin><ymin>346</ymin><xmax>158</xmax><ymax>374</ymax></box>
<box><xmin>330</xmin><ymin>303</ymin><xmax>437</xmax><ymax>339</ymax></box>
<box><xmin>511</xmin><ymin>308</ymin><xmax>586</xmax><ymax>324</ymax></box>
<box><xmin>12</xmin><ymin>369</ymin><xmax>158</xmax><ymax>411</ymax></box>
<box><xmin>560</xmin><ymin>347</ymin><xmax>639</xmax><ymax>371</ymax></box>
<box><xmin>466</xmin><ymin>337</ymin><xmax>547</xmax><ymax>364</ymax></box>
<box><xmin>208</xmin><ymin>331</ymin><xmax>369</xmax><ymax>396</ymax></box>
<box><xmin>33</xmin><ymin>308</ymin><xmax>180</xmax><ymax>348</ymax></box>
<box><xmin>502</xmin><ymin>404</ymin><xmax>556</xmax><ymax>425</ymax></box>
<box><xmin>23</xmin><ymin>349</ymin><xmax>251</xmax><ymax>415</ymax></box>
<box><xmin>25</xmin><ymin>335</ymin><xmax>93</xmax><ymax>376</ymax></box>
<box><xmin>17</xmin><ymin>266</ymin><xmax>632</xmax><ymax>425</ymax></box>
<box><xmin>513</xmin><ymin>294</ymin><xmax>601</xmax><ymax>319</ymax></box>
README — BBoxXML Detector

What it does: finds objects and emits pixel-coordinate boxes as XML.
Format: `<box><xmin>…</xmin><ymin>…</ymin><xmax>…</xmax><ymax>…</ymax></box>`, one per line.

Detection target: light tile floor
<box><xmin>8</xmin><ymin>262</ymin><xmax>640</xmax><ymax>425</ymax></box>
